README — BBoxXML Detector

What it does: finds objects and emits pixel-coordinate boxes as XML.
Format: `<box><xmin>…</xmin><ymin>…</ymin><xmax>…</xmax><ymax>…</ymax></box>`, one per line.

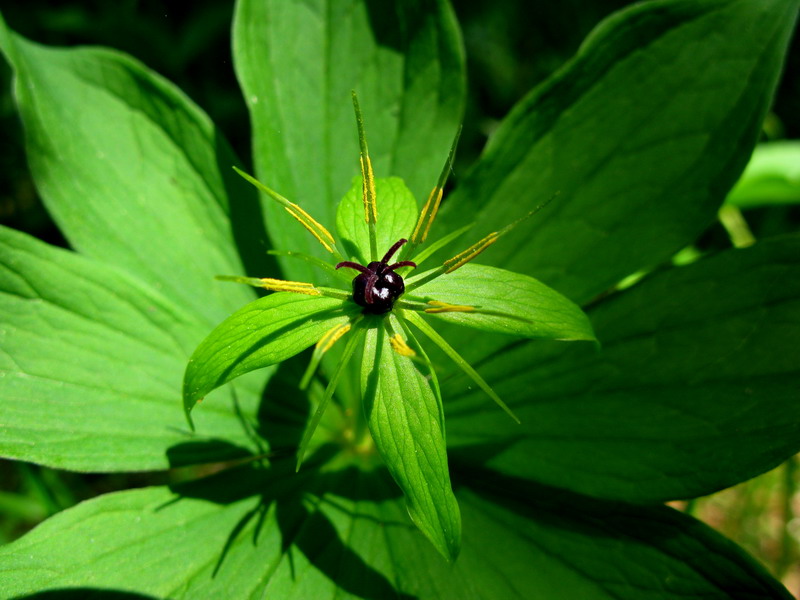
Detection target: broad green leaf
<box><xmin>361</xmin><ymin>324</ymin><xmax>461</xmax><ymax>561</ymax></box>
<box><xmin>0</xmin><ymin>226</ymin><xmax>263</xmax><ymax>471</ymax></box>
<box><xmin>0</xmin><ymin>17</ymin><xmax>262</xmax><ymax>328</ymax></box>
<box><xmin>436</xmin><ymin>0</ymin><xmax>799</xmax><ymax>304</ymax></box>
<box><xmin>726</xmin><ymin>141</ymin><xmax>800</xmax><ymax>207</ymax></box>
<box><xmin>409</xmin><ymin>263</ymin><xmax>596</xmax><ymax>340</ymax></box>
<box><xmin>336</xmin><ymin>176</ymin><xmax>419</xmax><ymax>264</ymax></box>
<box><xmin>445</xmin><ymin>236</ymin><xmax>800</xmax><ymax>503</ymax></box>
<box><xmin>183</xmin><ymin>293</ymin><xmax>357</xmax><ymax>416</ymax></box>
<box><xmin>233</xmin><ymin>0</ymin><xmax>465</xmax><ymax>282</ymax></box>
<box><xmin>0</xmin><ymin>464</ymin><xmax>790</xmax><ymax>599</ymax></box>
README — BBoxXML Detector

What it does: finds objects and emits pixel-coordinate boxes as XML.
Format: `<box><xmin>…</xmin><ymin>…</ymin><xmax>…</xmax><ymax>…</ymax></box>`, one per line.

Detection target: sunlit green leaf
<box><xmin>0</xmin><ymin>226</ymin><xmax>261</xmax><ymax>471</ymax></box>
<box><xmin>437</xmin><ymin>0</ymin><xmax>799</xmax><ymax>304</ymax></box>
<box><xmin>445</xmin><ymin>236</ymin><xmax>800</xmax><ymax>503</ymax></box>
<box><xmin>184</xmin><ymin>294</ymin><xmax>357</xmax><ymax>417</ymax></box>
<box><xmin>361</xmin><ymin>324</ymin><xmax>461</xmax><ymax>561</ymax></box>
<box><xmin>410</xmin><ymin>264</ymin><xmax>596</xmax><ymax>341</ymax></box>
<box><xmin>0</xmin><ymin>17</ymin><xmax>262</xmax><ymax>327</ymax></box>
<box><xmin>233</xmin><ymin>0</ymin><xmax>465</xmax><ymax>282</ymax></box>
<box><xmin>336</xmin><ymin>177</ymin><xmax>419</xmax><ymax>264</ymax></box>
<box><xmin>726</xmin><ymin>141</ymin><xmax>800</xmax><ymax>208</ymax></box>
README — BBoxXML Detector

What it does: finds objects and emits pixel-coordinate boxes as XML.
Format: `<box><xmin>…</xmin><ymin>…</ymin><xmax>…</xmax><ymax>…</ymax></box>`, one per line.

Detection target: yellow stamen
<box><xmin>389</xmin><ymin>334</ymin><xmax>416</xmax><ymax>357</ymax></box>
<box><xmin>259</xmin><ymin>277</ymin><xmax>321</xmax><ymax>296</ymax></box>
<box><xmin>360</xmin><ymin>155</ymin><xmax>378</xmax><ymax>224</ymax></box>
<box><xmin>316</xmin><ymin>323</ymin><xmax>352</xmax><ymax>353</ymax></box>
<box><xmin>421</xmin><ymin>187</ymin><xmax>445</xmax><ymax>242</ymax></box>
<box><xmin>411</xmin><ymin>188</ymin><xmax>435</xmax><ymax>243</ymax></box>
<box><xmin>233</xmin><ymin>166</ymin><xmax>337</xmax><ymax>254</ymax></box>
<box><xmin>411</xmin><ymin>186</ymin><xmax>445</xmax><ymax>244</ymax></box>
<box><xmin>424</xmin><ymin>301</ymin><xmax>476</xmax><ymax>314</ymax></box>
<box><xmin>443</xmin><ymin>232</ymin><xmax>499</xmax><ymax>273</ymax></box>
<box><xmin>284</xmin><ymin>206</ymin><xmax>334</xmax><ymax>253</ymax></box>
<box><xmin>289</xmin><ymin>202</ymin><xmax>335</xmax><ymax>245</ymax></box>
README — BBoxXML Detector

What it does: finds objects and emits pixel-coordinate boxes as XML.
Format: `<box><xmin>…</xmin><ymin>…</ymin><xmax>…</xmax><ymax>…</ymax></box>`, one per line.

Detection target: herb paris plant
<box><xmin>182</xmin><ymin>93</ymin><xmax>595</xmax><ymax>559</ymax></box>
<box><xmin>1</xmin><ymin>0</ymin><xmax>799</xmax><ymax>598</ymax></box>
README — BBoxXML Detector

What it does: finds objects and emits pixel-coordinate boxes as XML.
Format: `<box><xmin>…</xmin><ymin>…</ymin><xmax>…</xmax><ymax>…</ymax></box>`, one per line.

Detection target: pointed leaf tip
<box><xmin>361</xmin><ymin>325</ymin><xmax>462</xmax><ymax>561</ymax></box>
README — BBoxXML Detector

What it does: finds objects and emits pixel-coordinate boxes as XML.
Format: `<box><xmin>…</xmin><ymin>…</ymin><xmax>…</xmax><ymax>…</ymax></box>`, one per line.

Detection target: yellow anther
<box><xmin>424</xmin><ymin>301</ymin><xmax>476</xmax><ymax>314</ymax></box>
<box><xmin>389</xmin><ymin>334</ymin><xmax>416</xmax><ymax>357</ymax></box>
<box><xmin>443</xmin><ymin>232</ymin><xmax>499</xmax><ymax>273</ymax></box>
<box><xmin>259</xmin><ymin>278</ymin><xmax>321</xmax><ymax>296</ymax></box>
<box><xmin>421</xmin><ymin>187</ymin><xmax>444</xmax><ymax>242</ymax></box>
<box><xmin>284</xmin><ymin>206</ymin><xmax>335</xmax><ymax>253</ymax></box>
<box><xmin>316</xmin><ymin>323</ymin><xmax>352</xmax><ymax>353</ymax></box>
<box><xmin>360</xmin><ymin>155</ymin><xmax>378</xmax><ymax>224</ymax></box>
<box><xmin>411</xmin><ymin>186</ymin><xmax>444</xmax><ymax>244</ymax></box>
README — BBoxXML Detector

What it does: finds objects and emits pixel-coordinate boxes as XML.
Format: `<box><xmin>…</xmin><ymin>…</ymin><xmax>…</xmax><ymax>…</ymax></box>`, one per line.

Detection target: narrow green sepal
<box><xmin>403</xmin><ymin>310</ymin><xmax>521</xmax><ymax>424</ymax></box>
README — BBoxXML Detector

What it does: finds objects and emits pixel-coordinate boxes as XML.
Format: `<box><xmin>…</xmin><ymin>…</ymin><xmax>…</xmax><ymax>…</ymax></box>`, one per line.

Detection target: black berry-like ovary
<box><xmin>336</xmin><ymin>239</ymin><xmax>417</xmax><ymax>315</ymax></box>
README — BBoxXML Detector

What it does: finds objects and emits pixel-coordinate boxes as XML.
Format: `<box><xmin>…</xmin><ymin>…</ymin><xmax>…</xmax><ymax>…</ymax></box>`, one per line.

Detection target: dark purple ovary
<box><xmin>336</xmin><ymin>239</ymin><xmax>416</xmax><ymax>315</ymax></box>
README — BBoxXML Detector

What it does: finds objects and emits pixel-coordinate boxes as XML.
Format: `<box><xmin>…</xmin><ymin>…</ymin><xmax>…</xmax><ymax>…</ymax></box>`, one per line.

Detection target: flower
<box><xmin>182</xmin><ymin>92</ymin><xmax>595</xmax><ymax>560</ymax></box>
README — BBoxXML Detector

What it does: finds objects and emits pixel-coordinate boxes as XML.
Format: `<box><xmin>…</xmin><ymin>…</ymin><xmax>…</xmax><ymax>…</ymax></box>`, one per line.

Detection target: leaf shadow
<box><xmin>164</xmin><ymin>453</ymin><xmax>414</xmax><ymax>600</ymax></box>
<box><xmin>167</xmin><ymin>354</ymin><xmax>414</xmax><ymax>599</ymax></box>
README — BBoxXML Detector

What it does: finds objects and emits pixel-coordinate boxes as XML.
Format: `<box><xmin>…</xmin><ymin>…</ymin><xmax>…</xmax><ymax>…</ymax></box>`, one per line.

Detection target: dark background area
<box><xmin>1</xmin><ymin>0</ymin><xmax>798</xmax><ymax>585</ymax></box>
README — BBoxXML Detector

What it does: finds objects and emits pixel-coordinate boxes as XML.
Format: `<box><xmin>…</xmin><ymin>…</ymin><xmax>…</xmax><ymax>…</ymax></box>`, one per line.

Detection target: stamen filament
<box><xmin>268</xmin><ymin>250</ymin><xmax>350</xmax><ymax>281</ymax></box>
<box><xmin>405</xmin><ymin>194</ymin><xmax>558</xmax><ymax>292</ymax></box>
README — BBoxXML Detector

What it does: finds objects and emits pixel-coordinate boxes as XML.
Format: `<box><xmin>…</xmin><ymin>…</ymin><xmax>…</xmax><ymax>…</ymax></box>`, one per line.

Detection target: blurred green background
<box><xmin>1</xmin><ymin>0</ymin><xmax>798</xmax><ymax>592</ymax></box>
